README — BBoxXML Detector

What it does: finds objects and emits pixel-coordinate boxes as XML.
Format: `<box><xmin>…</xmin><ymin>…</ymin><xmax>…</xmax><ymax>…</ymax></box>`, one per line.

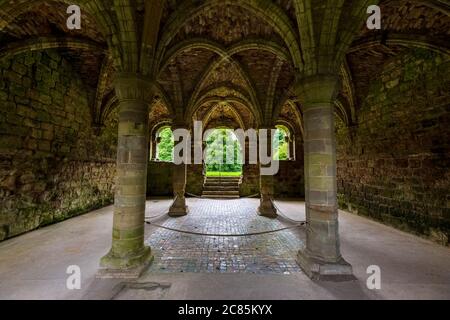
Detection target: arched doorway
<box><xmin>204</xmin><ymin>128</ymin><xmax>243</xmax><ymax>177</ymax></box>
<box><xmin>156</xmin><ymin>127</ymin><xmax>174</xmax><ymax>162</ymax></box>
<box><xmin>274</xmin><ymin>125</ymin><xmax>291</xmax><ymax>161</ymax></box>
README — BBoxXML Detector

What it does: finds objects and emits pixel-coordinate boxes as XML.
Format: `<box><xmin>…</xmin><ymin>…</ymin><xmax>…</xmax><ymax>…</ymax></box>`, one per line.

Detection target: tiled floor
<box><xmin>146</xmin><ymin>198</ymin><xmax>303</xmax><ymax>274</ymax></box>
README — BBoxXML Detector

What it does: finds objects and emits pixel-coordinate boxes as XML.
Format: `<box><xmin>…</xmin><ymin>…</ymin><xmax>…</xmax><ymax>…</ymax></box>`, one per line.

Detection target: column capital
<box><xmin>294</xmin><ymin>74</ymin><xmax>340</xmax><ymax>106</ymax></box>
<box><xmin>115</xmin><ymin>73</ymin><xmax>155</xmax><ymax>103</ymax></box>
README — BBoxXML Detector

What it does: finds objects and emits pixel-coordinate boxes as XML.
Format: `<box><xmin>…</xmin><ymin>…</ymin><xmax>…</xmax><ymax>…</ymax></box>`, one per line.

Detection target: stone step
<box><xmin>204</xmin><ymin>182</ymin><xmax>240</xmax><ymax>187</ymax></box>
<box><xmin>202</xmin><ymin>176</ymin><xmax>241</xmax><ymax>198</ymax></box>
<box><xmin>206</xmin><ymin>176</ymin><xmax>241</xmax><ymax>179</ymax></box>
<box><xmin>205</xmin><ymin>179</ymin><xmax>241</xmax><ymax>183</ymax></box>
<box><xmin>204</xmin><ymin>190</ymin><xmax>240</xmax><ymax>194</ymax></box>
<box><xmin>202</xmin><ymin>190</ymin><xmax>240</xmax><ymax>196</ymax></box>
<box><xmin>201</xmin><ymin>195</ymin><xmax>240</xmax><ymax>199</ymax></box>
<box><xmin>203</xmin><ymin>185</ymin><xmax>240</xmax><ymax>191</ymax></box>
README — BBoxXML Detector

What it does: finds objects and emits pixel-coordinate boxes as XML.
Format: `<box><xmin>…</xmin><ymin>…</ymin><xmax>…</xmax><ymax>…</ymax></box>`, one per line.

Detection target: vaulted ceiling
<box><xmin>0</xmin><ymin>0</ymin><xmax>449</xmax><ymax>133</ymax></box>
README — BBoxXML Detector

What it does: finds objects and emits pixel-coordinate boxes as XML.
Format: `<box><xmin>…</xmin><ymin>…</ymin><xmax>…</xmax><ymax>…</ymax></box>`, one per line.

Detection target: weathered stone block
<box><xmin>336</xmin><ymin>49</ymin><xmax>450</xmax><ymax>246</ymax></box>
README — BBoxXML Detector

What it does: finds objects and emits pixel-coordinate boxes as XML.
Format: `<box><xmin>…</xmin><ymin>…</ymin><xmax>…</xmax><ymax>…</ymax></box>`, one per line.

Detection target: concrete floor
<box><xmin>0</xmin><ymin>198</ymin><xmax>449</xmax><ymax>300</ymax></box>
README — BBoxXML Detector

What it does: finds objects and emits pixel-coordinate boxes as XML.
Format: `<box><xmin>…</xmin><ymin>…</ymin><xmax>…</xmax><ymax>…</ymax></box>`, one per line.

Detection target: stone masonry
<box><xmin>337</xmin><ymin>49</ymin><xmax>450</xmax><ymax>246</ymax></box>
<box><xmin>1</xmin><ymin>0</ymin><xmax>448</xmax><ymax>282</ymax></box>
<box><xmin>0</xmin><ymin>50</ymin><xmax>117</xmax><ymax>241</ymax></box>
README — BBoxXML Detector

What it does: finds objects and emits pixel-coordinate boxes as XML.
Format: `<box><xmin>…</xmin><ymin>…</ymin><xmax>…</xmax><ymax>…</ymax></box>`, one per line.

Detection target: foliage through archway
<box><xmin>205</xmin><ymin>129</ymin><xmax>243</xmax><ymax>176</ymax></box>
<box><xmin>157</xmin><ymin>127</ymin><xmax>174</xmax><ymax>162</ymax></box>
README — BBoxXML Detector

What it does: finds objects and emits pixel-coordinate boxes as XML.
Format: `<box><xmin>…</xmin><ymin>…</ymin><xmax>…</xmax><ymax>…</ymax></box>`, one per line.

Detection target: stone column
<box><xmin>169</xmin><ymin>124</ymin><xmax>188</xmax><ymax>216</ymax></box>
<box><xmin>295</xmin><ymin>75</ymin><xmax>353</xmax><ymax>280</ymax></box>
<box><xmin>150</xmin><ymin>135</ymin><xmax>159</xmax><ymax>161</ymax></box>
<box><xmin>288</xmin><ymin>136</ymin><xmax>295</xmax><ymax>161</ymax></box>
<box><xmin>99</xmin><ymin>74</ymin><xmax>154</xmax><ymax>278</ymax></box>
<box><xmin>240</xmin><ymin>139</ymin><xmax>258</xmax><ymax>197</ymax></box>
<box><xmin>258</xmin><ymin>127</ymin><xmax>277</xmax><ymax>218</ymax></box>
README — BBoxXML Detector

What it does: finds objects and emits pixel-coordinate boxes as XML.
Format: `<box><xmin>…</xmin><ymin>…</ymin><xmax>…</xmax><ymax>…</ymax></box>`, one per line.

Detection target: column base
<box><xmin>296</xmin><ymin>249</ymin><xmax>354</xmax><ymax>281</ymax></box>
<box><xmin>258</xmin><ymin>199</ymin><xmax>278</xmax><ymax>219</ymax></box>
<box><xmin>169</xmin><ymin>196</ymin><xmax>188</xmax><ymax>217</ymax></box>
<box><xmin>97</xmin><ymin>246</ymin><xmax>153</xmax><ymax>279</ymax></box>
<box><xmin>168</xmin><ymin>205</ymin><xmax>188</xmax><ymax>217</ymax></box>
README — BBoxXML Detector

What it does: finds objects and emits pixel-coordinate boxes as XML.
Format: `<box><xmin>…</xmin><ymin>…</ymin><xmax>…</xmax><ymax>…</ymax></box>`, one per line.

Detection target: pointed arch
<box><xmin>155</xmin><ymin>0</ymin><xmax>303</xmax><ymax>71</ymax></box>
<box><xmin>158</xmin><ymin>38</ymin><xmax>291</xmax><ymax>75</ymax></box>
<box><xmin>203</xmin><ymin>103</ymin><xmax>246</xmax><ymax>130</ymax></box>
<box><xmin>186</xmin><ymin>57</ymin><xmax>261</xmax><ymax>123</ymax></box>
<box><xmin>0</xmin><ymin>0</ymin><xmax>121</xmax><ymax>68</ymax></box>
<box><xmin>189</xmin><ymin>90</ymin><xmax>262</xmax><ymax>127</ymax></box>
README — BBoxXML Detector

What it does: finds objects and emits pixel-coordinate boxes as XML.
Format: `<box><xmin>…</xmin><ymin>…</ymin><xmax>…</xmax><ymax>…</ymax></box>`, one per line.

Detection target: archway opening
<box><xmin>205</xmin><ymin>128</ymin><xmax>243</xmax><ymax>177</ymax></box>
<box><xmin>274</xmin><ymin>125</ymin><xmax>290</xmax><ymax>161</ymax></box>
<box><xmin>156</xmin><ymin>127</ymin><xmax>174</xmax><ymax>162</ymax></box>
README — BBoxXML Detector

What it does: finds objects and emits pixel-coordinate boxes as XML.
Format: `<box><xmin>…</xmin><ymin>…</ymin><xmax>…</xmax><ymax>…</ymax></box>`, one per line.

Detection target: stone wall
<box><xmin>145</xmin><ymin>143</ymin><xmax>306</xmax><ymax>199</ymax></box>
<box><xmin>274</xmin><ymin>160</ymin><xmax>305</xmax><ymax>198</ymax></box>
<box><xmin>147</xmin><ymin>163</ymin><xmax>203</xmax><ymax>197</ymax></box>
<box><xmin>240</xmin><ymin>164</ymin><xmax>259</xmax><ymax>197</ymax></box>
<box><xmin>336</xmin><ymin>48</ymin><xmax>450</xmax><ymax>245</ymax></box>
<box><xmin>273</xmin><ymin>138</ymin><xmax>304</xmax><ymax>198</ymax></box>
<box><xmin>186</xmin><ymin>164</ymin><xmax>204</xmax><ymax>196</ymax></box>
<box><xmin>0</xmin><ymin>50</ymin><xmax>117</xmax><ymax>241</ymax></box>
<box><xmin>147</xmin><ymin>161</ymin><xmax>173</xmax><ymax>196</ymax></box>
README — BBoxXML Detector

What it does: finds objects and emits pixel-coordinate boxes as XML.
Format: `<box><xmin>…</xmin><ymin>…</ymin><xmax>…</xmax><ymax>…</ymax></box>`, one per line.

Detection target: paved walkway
<box><xmin>0</xmin><ymin>198</ymin><xmax>449</xmax><ymax>300</ymax></box>
<box><xmin>146</xmin><ymin>198</ymin><xmax>302</xmax><ymax>274</ymax></box>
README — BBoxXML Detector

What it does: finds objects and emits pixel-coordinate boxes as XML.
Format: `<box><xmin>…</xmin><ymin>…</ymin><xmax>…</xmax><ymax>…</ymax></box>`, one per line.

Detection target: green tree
<box><xmin>157</xmin><ymin>127</ymin><xmax>174</xmax><ymax>162</ymax></box>
<box><xmin>273</xmin><ymin>128</ymin><xmax>289</xmax><ymax>160</ymax></box>
<box><xmin>205</xmin><ymin>129</ymin><xmax>242</xmax><ymax>173</ymax></box>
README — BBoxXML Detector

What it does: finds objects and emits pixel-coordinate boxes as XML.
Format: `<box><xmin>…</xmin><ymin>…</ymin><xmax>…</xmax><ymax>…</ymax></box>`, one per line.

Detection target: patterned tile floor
<box><xmin>145</xmin><ymin>198</ymin><xmax>304</xmax><ymax>274</ymax></box>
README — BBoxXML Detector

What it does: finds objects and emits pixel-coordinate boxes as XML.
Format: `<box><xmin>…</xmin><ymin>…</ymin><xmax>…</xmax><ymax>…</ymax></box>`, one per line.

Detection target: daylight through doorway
<box><xmin>204</xmin><ymin>129</ymin><xmax>243</xmax><ymax>177</ymax></box>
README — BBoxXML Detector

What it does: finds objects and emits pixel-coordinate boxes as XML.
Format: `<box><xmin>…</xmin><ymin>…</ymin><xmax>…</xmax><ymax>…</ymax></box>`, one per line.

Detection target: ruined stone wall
<box><xmin>240</xmin><ymin>164</ymin><xmax>259</xmax><ymax>197</ymax></box>
<box><xmin>146</xmin><ymin>163</ymin><xmax>207</xmax><ymax>197</ymax></box>
<box><xmin>274</xmin><ymin>138</ymin><xmax>305</xmax><ymax>198</ymax></box>
<box><xmin>147</xmin><ymin>161</ymin><xmax>173</xmax><ymax>196</ymax></box>
<box><xmin>337</xmin><ymin>48</ymin><xmax>450</xmax><ymax>245</ymax></box>
<box><xmin>0</xmin><ymin>50</ymin><xmax>117</xmax><ymax>241</ymax></box>
<box><xmin>239</xmin><ymin>137</ymin><xmax>305</xmax><ymax>198</ymax></box>
<box><xmin>274</xmin><ymin>159</ymin><xmax>305</xmax><ymax>198</ymax></box>
<box><xmin>186</xmin><ymin>164</ymin><xmax>204</xmax><ymax>196</ymax></box>
<box><xmin>145</xmin><ymin>138</ymin><xmax>304</xmax><ymax>199</ymax></box>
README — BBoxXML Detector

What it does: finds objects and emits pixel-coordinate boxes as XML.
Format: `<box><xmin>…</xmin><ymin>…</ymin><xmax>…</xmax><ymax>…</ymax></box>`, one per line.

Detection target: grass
<box><xmin>205</xmin><ymin>171</ymin><xmax>242</xmax><ymax>177</ymax></box>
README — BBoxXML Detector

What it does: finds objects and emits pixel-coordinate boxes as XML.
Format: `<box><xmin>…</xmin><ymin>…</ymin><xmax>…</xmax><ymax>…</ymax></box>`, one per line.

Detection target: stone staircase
<box><xmin>201</xmin><ymin>176</ymin><xmax>241</xmax><ymax>199</ymax></box>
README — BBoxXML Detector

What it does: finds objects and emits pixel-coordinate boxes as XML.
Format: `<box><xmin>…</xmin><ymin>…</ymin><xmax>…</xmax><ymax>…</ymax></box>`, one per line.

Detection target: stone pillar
<box><xmin>288</xmin><ymin>136</ymin><xmax>295</xmax><ymax>161</ymax></box>
<box><xmin>150</xmin><ymin>135</ymin><xmax>159</xmax><ymax>161</ymax></box>
<box><xmin>295</xmin><ymin>75</ymin><xmax>353</xmax><ymax>280</ymax></box>
<box><xmin>258</xmin><ymin>127</ymin><xmax>277</xmax><ymax>218</ymax></box>
<box><xmin>240</xmin><ymin>139</ymin><xmax>259</xmax><ymax>197</ymax></box>
<box><xmin>169</xmin><ymin>124</ymin><xmax>188</xmax><ymax>216</ymax></box>
<box><xmin>241</xmin><ymin>140</ymin><xmax>249</xmax><ymax>193</ymax></box>
<box><xmin>99</xmin><ymin>74</ymin><xmax>154</xmax><ymax>278</ymax></box>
